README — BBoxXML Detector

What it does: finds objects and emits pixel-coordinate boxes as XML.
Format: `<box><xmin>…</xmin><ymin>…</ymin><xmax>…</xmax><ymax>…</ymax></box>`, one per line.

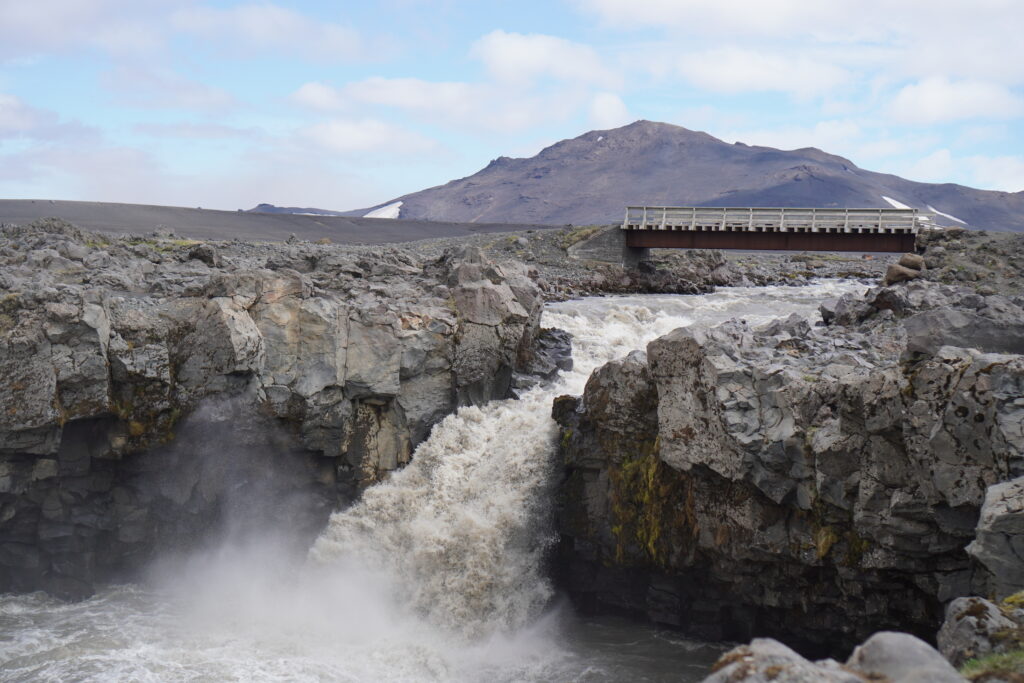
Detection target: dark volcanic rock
<box><xmin>553</xmin><ymin>278</ymin><xmax>1024</xmax><ymax>653</ymax></box>
<box><xmin>0</xmin><ymin>220</ymin><xmax>547</xmax><ymax>596</ymax></box>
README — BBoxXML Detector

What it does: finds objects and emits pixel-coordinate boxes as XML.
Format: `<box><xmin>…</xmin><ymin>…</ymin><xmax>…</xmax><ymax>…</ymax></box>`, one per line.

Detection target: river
<box><xmin>0</xmin><ymin>281</ymin><xmax>864</xmax><ymax>682</ymax></box>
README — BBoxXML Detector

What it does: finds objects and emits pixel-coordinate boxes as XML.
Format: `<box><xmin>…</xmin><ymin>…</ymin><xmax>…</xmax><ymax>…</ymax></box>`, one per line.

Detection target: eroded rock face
<box><xmin>554</xmin><ymin>278</ymin><xmax>1024</xmax><ymax>652</ymax></box>
<box><xmin>967</xmin><ymin>478</ymin><xmax>1024</xmax><ymax>598</ymax></box>
<box><xmin>0</xmin><ymin>221</ymin><xmax>543</xmax><ymax>595</ymax></box>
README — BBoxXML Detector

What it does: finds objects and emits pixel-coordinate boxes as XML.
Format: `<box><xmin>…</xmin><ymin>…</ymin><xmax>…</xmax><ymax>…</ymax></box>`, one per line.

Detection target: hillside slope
<box><xmin>356</xmin><ymin>121</ymin><xmax>1024</xmax><ymax>231</ymax></box>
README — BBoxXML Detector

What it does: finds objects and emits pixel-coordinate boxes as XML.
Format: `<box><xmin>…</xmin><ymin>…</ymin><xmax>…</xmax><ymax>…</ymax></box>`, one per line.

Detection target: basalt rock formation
<box><xmin>0</xmin><ymin>219</ymin><xmax>545</xmax><ymax>597</ymax></box>
<box><xmin>553</xmin><ymin>278</ymin><xmax>1024</xmax><ymax>653</ymax></box>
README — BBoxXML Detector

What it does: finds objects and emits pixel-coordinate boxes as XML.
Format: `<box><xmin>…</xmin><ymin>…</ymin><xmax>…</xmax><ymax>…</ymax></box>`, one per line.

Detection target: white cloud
<box><xmin>889</xmin><ymin>77</ymin><xmax>1024</xmax><ymax>124</ymax></box>
<box><xmin>102</xmin><ymin>67</ymin><xmax>235</xmax><ymax>111</ymax></box>
<box><xmin>0</xmin><ymin>93</ymin><xmax>94</xmax><ymax>141</ymax></box>
<box><xmin>905</xmin><ymin>148</ymin><xmax>956</xmax><ymax>183</ymax></box>
<box><xmin>171</xmin><ymin>4</ymin><xmax>364</xmax><ymax>61</ymax></box>
<box><xmin>577</xmin><ymin>0</ymin><xmax>1024</xmax><ymax>96</ymax></box>
<box><xmin>674</xmin><ymin>48</ymin><xmax>849</xmax><ymax>97</ymax></box>
<box><xmin>674</xmin><ymin>105</ymin><xmax>749</xmax><ymax>131</ymax></box>
<box><xmin>716</xmin><ymin>120</ymin><xmax>862</xmax><ymax>153</ymax></box>
<box><xmin>964</xmin><ymin>154</ymin><xmax>1024</xmax><ymax>192</ymax></box>
<box><xmin>294</xmin><ymin>78</ymin><xmax>585</xmax><ymax>133</ymax></box>
<box><xmin>471</xmin><ymin>30</ymin><xmax>619</xmax><ymax>87</ymax></box>
<box><xmin>0</xmin><ymin>94</ymin><xmax>44</xmax><ymax>134</ymax></box>
<box><xmin>302</xmin><ymin>118</ymin><xmax>437</xmax><ymax>155</ymax></box>
<box><xmin>0</xmin><ymin>136</ymin><xmax>384</xmax><ymax>211</ymax></box>
<box><xmin>589</xmin><ymin>92</ymin><xmax>631</xmax><ymax>128</ymax></box>
<box><xmin>132</xmin><ymin>122</ymin><xmax>255</xmax><ymax>139</ymax></box>
<box><xmin>0</xmin><ymin>1</ymin><xmax>166</xmax><ymax>57</ymax></box>
<box><xmin>291</xmin><ymin>82</ymin><xmax>350</xmax><ymax>112</ymax></box>
<box><xmin>341</xmin><ymin>78</ymin><xmax>478</xmax><ymax>113</ymax></box>
<box><xmin>897</xmin><ymin>149</ymin><xmax>1024</xmax><ymax>191</ymax></box>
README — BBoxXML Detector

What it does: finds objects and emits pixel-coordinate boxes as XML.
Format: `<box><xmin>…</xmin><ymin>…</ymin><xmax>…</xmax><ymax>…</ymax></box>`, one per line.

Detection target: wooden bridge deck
<box><xmin>622</xmin><ymin>206</ymin><xmax>922</xmax><ymax>252</ymax></box>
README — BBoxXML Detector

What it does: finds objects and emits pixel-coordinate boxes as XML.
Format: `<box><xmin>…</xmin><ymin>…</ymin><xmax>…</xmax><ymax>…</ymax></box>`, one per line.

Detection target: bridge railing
<box><xmin>622</xmin><ymin>206</ymin><xmax>926</xmax><ymax>234</ymax></box>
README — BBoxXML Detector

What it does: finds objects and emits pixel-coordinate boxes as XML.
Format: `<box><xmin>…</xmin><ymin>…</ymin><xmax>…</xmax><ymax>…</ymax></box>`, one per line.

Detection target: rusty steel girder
<box><xmin>624</xmin><ymin>230</ymin><xmax>917</xmax><ymax>253</ymax></box>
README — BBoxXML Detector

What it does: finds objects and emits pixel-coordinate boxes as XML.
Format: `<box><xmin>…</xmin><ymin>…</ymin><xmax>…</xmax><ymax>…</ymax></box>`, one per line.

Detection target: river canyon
<box><xmin>0</xmin><ymin>282</ymin><xmax>862</xmax><ymax>681</ymax></box>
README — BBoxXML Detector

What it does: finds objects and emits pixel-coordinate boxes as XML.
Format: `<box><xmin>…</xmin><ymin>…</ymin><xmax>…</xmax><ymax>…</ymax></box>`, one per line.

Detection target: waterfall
<box><xmin>0</xmin><ymin>283</ymin><xmax>863</xmax><ymax>682</ymax></box>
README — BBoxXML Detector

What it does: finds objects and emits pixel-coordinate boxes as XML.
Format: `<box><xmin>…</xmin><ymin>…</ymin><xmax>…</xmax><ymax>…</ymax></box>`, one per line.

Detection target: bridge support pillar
<box><xmin>622</xmin><ymin>244</ymin><xmax>650</xmax><ymax>269</ymax></box>
<box><xmin>566</xmin><ymin>226</ymin><xmax>651</xmax><ymax>269</ymax></box>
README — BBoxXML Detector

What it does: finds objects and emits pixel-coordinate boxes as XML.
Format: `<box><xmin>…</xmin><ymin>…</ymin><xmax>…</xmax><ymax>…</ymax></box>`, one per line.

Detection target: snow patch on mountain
<box><xmin>882</xmin><ymin>196</ymin><xmax>913</xmax><ymax>210</ymax></box>
<box><xmin>927</xmin><ymin>204</ymin><xmax>967</xmax><ymax>225</ymax></box>
<box><xmin>364</xmin><ymin>201</ymin><xmax>403</xmax><ymax>219</ymax></box>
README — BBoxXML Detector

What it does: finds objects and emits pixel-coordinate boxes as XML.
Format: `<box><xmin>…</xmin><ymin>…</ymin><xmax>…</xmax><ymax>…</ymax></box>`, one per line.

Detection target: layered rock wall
<box><xmin>0</xmin><ymin>221</ymin><xmax>543</xmax><ymax>595</ymax></box>
<box><xmin>553</xmin><ymin>280</ymin><xmax>1024</xmax><ymax>652</ymax></box>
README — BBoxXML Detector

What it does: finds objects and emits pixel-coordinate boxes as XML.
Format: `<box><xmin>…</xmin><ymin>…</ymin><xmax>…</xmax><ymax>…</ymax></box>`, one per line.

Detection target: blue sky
<box><xmin>1</xmin><ymin>0</ymin><xmax>1023</xmax><ymax>211</ymax></box>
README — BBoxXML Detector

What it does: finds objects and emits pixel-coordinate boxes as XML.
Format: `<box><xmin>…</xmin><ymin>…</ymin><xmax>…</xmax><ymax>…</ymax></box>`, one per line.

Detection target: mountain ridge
<box><xmin>352</xmin><ymin>120</ymin><xmax>1024</xmax><ymax>231</ymax></box>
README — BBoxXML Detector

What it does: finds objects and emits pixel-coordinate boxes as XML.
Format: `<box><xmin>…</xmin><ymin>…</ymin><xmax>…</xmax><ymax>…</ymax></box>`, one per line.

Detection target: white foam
<box><xmin>0</xmin><ymin>282</ymin><xmax>866</xmax><ymax>682</ymax></box>
<box><xmin>364</xmin><ymin>201</ymin><xmax>402</xmax><ymax>219</ymax></box>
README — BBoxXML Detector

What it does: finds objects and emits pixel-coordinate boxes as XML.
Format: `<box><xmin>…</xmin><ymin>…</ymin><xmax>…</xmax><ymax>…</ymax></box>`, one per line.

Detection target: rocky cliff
<box><xmin>0</xmin><ymin>219</ymin><xmax>546</xmax><ymax>597</ymax></box>
<box><xmin>553</xmin><ymin>277</ymin><xmax>1024</xmax><ymax>653</ymax></box>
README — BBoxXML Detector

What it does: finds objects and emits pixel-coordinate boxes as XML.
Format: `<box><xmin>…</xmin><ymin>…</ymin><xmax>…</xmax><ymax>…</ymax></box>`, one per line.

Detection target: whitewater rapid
<box><xmin>0</xmin><ymin>281</ymin><xmax>865</xmax><ymax>682</ymax></box>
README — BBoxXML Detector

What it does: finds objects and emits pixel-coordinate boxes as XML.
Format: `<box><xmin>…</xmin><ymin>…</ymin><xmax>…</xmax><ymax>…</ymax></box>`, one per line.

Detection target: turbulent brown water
<box><xmin>0</xmin><ymin>282</ymin><xmax>864</xmax><ymax>682</ymax></box>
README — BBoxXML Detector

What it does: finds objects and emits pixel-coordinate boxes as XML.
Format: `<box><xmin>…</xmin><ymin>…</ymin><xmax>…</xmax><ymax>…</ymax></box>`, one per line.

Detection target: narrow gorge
<box><xmin>2</xmin><ymin>220</ymin><xmax>1023</xmax><ymax>682</ymax></box>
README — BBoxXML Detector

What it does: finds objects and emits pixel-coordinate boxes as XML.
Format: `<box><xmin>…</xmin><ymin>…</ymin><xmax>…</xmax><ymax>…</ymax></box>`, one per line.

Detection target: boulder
<box><xmin>845</xmin><ymin>632</ymin><xmax>964</xmax><ymax>682</ymax></box>
<box><xmin>967</xmin><ymin>477</ymin><xmax>1024</xmax><ymax>598</ymax></box>
<box><xmin>188</xmin><ymin>243</ymin><xmax>222</xmax><ymax>267</ymax></box>
<box><xmin>884</xmin><ymin>263</ymin><xmax>923</xmax><ymax>285</ymax></box>
<box><xmin>937</xmin><ymin>596</ymin><xmax>1020</xmax><ymax>667</ymax></box>
<box><xmin>705</xmin><ymin>633</ymin><xmax>964</xmax><ymax>683</ymax></box>
<box><xmin>703</xmin><ymin>639</ymin><xmax>860</xmax><ymax>683</ymax></box>
<box><xmin>899</xmin><ymin>253</ymin><xmax>925</xmax><ymax>271</ymax></box>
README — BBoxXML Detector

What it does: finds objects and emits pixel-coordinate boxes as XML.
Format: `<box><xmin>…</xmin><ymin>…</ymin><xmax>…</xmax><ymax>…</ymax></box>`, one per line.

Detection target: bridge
<box><xmin>622</xmin><ymin>206</ymin><xmax>923</xmax><ymax>254</ymax></box>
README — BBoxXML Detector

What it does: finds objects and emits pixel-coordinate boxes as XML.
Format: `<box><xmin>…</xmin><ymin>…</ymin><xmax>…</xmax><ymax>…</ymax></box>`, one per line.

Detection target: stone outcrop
<box><xmin>0</xmin><ymin>220</ymin><xmax>546</xmax><ymax>596</ymax></box>
<box><xmin>553</xmin><ymin>277</ymin><xmax>1024</xmax><ymax>652</ymax></box>
<box><xmin>937</xmin><ymin>595</ymin><xmax>1024</xmax><ymax>668</ymax></box>
<box><xmin>704</xmin><ymin>632</ymin><xmax>965</xmax><ymax>682</ymax></box>
<box><xmin>917</xmin><ymin>227</ymin><xmax>1024</xmax><ymax>296</ymax></box>
<box><xmin>967</xmin><ymin>478</ymin><xmax>1024</xmax><ymax>598</ymax></box>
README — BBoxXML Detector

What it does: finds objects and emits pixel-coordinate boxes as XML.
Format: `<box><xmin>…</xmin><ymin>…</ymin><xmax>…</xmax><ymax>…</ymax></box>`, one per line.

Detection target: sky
<box><xmin>1</xmin><ymin>0</ymin><xmax>1023</xmax><ymax>212</ymax></box>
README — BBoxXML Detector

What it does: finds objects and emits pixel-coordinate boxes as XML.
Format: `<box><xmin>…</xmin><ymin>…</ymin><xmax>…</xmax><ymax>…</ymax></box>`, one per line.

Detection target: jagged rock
<box><xmin>903</xmin><ymin>307</ymin><xmax>1024</xmax><ymax>356</ymax></box>
<box><xmin>188</xmin><ymin>243</ymin><xmax>221</xmax><ymax>267</ymax></box>
<box><xmin>554</xmin><ymin>279</ymin><xmax>1024</xmax><ymax>651</ymax></box>
<box><xmin>522</xmin><ymin>327</ymin><xmax>573</xmax><ymax>380</ymax></box>
<box><xmin>968</xmin><ymin>477</ymin><xmax>1024</xmax><ymax>598</ymax></box>
<box><xmin>0</xmin><ymin>220</ymin><xmax>545</xmax><ymax>596</ymax></box>
<box><xmin>819</xmin><ymin>297</ymin><xmax>838</xmax><ymax>324</ymax></box>
<box><xmin>831</xmin><ymin>291</ymin><xmax>872</xmax><ymax>325</ymax></box>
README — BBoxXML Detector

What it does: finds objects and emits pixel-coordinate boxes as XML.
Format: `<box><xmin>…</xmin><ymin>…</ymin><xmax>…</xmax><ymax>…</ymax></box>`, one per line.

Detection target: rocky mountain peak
<box><xmin>354</xmin><ymin>119</ymin><xmax>1024</xmax><ymax>230</ymax></box>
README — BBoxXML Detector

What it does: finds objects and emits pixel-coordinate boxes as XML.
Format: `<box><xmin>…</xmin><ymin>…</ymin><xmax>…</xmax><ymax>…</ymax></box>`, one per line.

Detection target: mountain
<box><xmin>246</xmin><ymin>203</ymin><xmax>347</xmax><ymax>216</ymax></box>
<box><xmin>353</xmin><ymin>120</ymin><xmax>1024</xmax><ymax>231</ymax></box>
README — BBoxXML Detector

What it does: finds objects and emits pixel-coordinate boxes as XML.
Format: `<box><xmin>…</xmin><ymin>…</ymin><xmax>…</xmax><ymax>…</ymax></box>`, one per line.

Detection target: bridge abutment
<box><xmin>567</xmin><ymin>226</ymin><xmax>650</xmax><ymax>269</ymax></box>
